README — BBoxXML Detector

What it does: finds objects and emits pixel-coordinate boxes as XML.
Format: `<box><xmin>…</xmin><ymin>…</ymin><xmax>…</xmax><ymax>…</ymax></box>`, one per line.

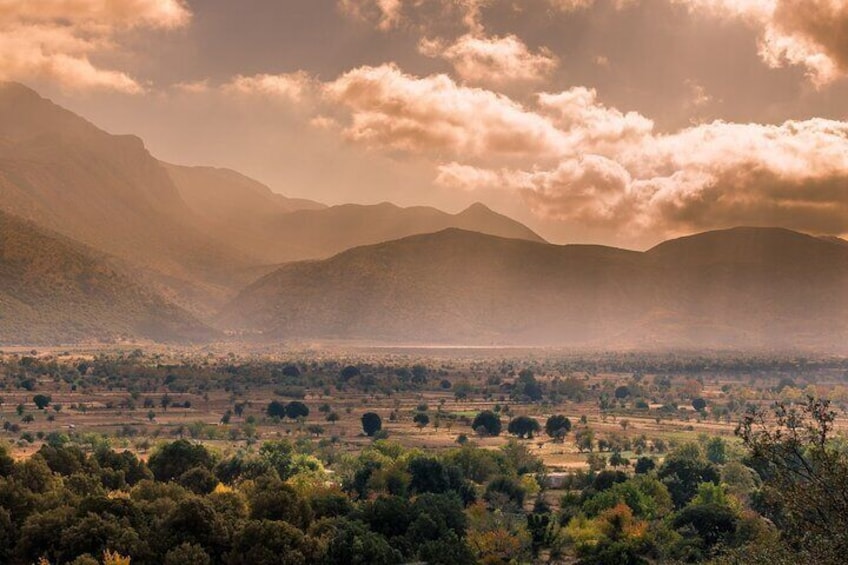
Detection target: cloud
<box><xmin>439</xmin><ymin>156</ymin><xmax>638</xmax><ymax>224</ymax></box>
<box><xmin>292</xmin><ymin>56</ymin><xmax>848</xmax><ymax>237</ymax></box>
<box><xmin>339</xmin><ymin>0</ymin><xmax>848</xmax><ymax>86</ymax></box>
<box><xmin>172</xmin><ymin>79</ymin><xmax>211</xmax><ymax>94</ymax></box>
<box><xmin>546</xmin><ymin>0</ymin><xmax>600</xmax><ymax>9</ymax></box>
<box><xmin>675</xmin><ymin>0</ymin><xmax>848</xmax><ymax>86</ymax></box>
<box><xmin>0</xmin><ymin>0</ymin><xmax>190</xmax><ymax>28</ymax></box>
<box><xmin>537</xmin><ymin>87</ymin><xmax>654</xmax><ymax>150</ymax></box>
<box><xmin>0</xmin><ymin>0</ymin><xmax>190</xmax><ymax>92</ymax></box>
<box><xmin>224</xmin><ymin>72</ymin><xmax>316</xmax><ymax>102</ymax></box>
<box><xmin>323</xmin><ymin>63</ymin><xmax>567</xmax><ymax>157</ymax></box>
<box><xmin>338</xmin><ymin>0</ymin><xmax>486</xmax><ymax>32</ymax></box>
<box><xmin>437</xmin><ymin>116</ymin><xmax>848</xmax><ymax>236</ymax></box>
<box><xmin>419</xmin><ymin>33</ymin><xmax>559</xmax><ymax>86</ymax></box>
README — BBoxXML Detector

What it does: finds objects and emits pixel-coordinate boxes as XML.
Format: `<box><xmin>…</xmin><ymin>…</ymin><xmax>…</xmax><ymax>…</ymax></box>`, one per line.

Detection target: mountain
<box><xmin>0</xmin><ymin>82</ymin><xmax>545</xmax><ymax>315</ymax></box>
<box><xmin>0</xmin><ymin>82</ymin><xmax>254</xmax><ymax>316</ymax></box>
<box><xmin>0</xmin><ymin>211</ymin><xmax>213</xmax><ymax>345</ymax></box>
<box><xmin>256</xmin><ymin>202</ymin><xmax>544</xmax><ymax>261</ymax></box>
<box><xmin>163</xmin><ymin>163</ymin><xmax>325</xmax><ymax>224</ymax></box>
<box><xmin>228</xmin><ymin>201</ymin><xmax>547</xmax><ymax>263</ymax></box>
<box><xmin>219</xmin><ymin>227</ymin><xmax>848</xmax><ymax>350</ymax></box>
<box><xmin>163</xmin><ymin>161</ymin><xmax>545</xmax><ymax>262</ymax></box>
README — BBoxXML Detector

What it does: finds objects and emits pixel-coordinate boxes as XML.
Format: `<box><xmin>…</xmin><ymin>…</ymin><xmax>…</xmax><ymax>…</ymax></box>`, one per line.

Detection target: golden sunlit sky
<box><xmin>5</xmin><ymin>0</ymin><xmax>848</xmax><ymax>247</ymax></box>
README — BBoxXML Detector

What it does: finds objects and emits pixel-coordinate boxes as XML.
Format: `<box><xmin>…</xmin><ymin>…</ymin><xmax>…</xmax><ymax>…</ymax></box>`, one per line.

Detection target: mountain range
<box><xmin>1</xmin><ymin>82</ymin><xmax>846</xmax><ymax>350</ymax></box>
<box><xmin>165</xmin><ymin>160</ymin><xmax>543</xmax><ymax>263</ymax></box>
<box><xmin>221</xmin><ymin>227</ymin><xmax>848</xmax><ymax>350</ymax></box>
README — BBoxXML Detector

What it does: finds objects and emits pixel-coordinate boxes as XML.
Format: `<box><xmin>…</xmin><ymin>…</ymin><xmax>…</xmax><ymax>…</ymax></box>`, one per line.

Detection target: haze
<box><xmin>4</xmin><ymin>0</ymin><xmax>847</xmax><ymax>248</ymax></box>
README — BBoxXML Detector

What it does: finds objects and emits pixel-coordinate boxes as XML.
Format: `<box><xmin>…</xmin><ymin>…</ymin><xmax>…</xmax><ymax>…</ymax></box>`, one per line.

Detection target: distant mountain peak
<box><xmin>458</xmin><ymin>202</ymin><xmax>492</xmax><ymax>213</ymax></box>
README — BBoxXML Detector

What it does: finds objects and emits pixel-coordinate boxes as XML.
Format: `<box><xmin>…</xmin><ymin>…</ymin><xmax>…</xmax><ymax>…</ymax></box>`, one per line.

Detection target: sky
<box><xmin>2</xmin><ymin>0</ymin><xmax>848</xmax><ymax>247</ymax></box>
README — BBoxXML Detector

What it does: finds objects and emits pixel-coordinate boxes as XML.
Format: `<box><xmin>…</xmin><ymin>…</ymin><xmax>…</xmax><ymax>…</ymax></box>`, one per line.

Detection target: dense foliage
<box><xmin>2</xmin><ymin>353</ymin><xmax>848</xmax><ymax>563</ymax></box>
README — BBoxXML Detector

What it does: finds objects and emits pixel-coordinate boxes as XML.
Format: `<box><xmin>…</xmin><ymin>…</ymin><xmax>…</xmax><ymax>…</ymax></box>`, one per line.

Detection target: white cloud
<box><xmin>0</xmin><ymin>0</ymin><xmax>190</xmax><ymax>92</ymax></box>
<box><xmin>323</xmin><ymin>63</ymin><xmax>568</xmax><ymax>157</ymax></box>
<box><xmin>674</xmin><ymin>0</ymin><xmax>848</xmax><ymax>86</ymax></box>
<box><xmin>419</xmin><ymin>33</ymin><xmax>558</xmax><ymax>86</ymax></box>
<box><xmin>437</xmin><ymin>116</ymin><xmax>848</xmax><ymax>236</ymax></box>
<box><xmin>315</xmin><ymin>61</ymin><xmax>848</xmax><ymax>236</ymax></box>
<box><xmin>224</xmin><ymin>72</ymin><xmax>316</xmax><ymax>103</ymax></box>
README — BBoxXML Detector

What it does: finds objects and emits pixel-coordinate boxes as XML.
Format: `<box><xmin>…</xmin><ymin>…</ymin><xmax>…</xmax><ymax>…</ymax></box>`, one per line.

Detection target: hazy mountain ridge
<box><xmin>220</xmin><ymin>227</ymin><xmax>848</xmax><ymax>350</ymax></box>
<box><xmin>0</xmin><ymin>82</ymin><xmax>255</xmax><ymax>316</ymax></box>
<box><xmin>163</xmin><ymin>163</ymin><xmax>326</xmax><ymax>223</ymax></box>
<box><xmin>165</xmin><ymin>158</ymin><xmax>545</xmax><ymax>263</ymax></box>
<box><xmin>246</xmin><ymin>201</ymin><xmax>547</xmax><ymax>263</ymax></box>
<box><xmin>2</xmin><ymin>82</ymin><xmax>846</xmax><ymax>350</ymax></box>
<box><xmin>0</xmin><ymin>211</ymin><xmax>213</xmax><ymax>344</ymax></box>
<box><xmin>0</xmin><ymin>83</ymin><xmax>547</xmax><ymax>317</ymax></box>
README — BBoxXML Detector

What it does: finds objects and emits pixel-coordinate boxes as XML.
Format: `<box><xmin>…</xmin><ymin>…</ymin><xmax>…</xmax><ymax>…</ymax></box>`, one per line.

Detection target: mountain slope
<box><xmin>220</xmin><ymin>227</ymin><xmax>848</xmax><ymax>350</ymax></box>
<box><xmin>0</xmin><ymin>211</ymin><xmax>213</xmax><ymax>345</ymax></box>
<box><xmin>164</xmin><ymin>163</ymin><xmax>325</xmax><ymax>223</ymax></box>
<box><xmin>0</xmin><ymin>83</ymin><xmax>547</xmax><ymax>306</ymax></box>
<box><xmin>219</xmin><ymin>229</ymin><xmax>655</xmax><ymax>344</ymax></box>
<box><xmin>0</xmin><ymin>82</ymin><xmax>253</xmax><ymax>316</ymax></box>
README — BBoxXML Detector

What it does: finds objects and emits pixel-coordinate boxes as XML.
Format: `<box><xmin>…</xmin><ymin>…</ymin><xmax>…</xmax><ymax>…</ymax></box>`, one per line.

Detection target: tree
<box><xmin>179</xmin><ymin>466</ymin><xmax>218</xmax><ymax>495</ymax></box>
<box><xmin>692</xmin><ymin>398</ymin><xmax>707</xmax><ymax>412</ymax></box>
<box><xmin>284</xmin><ymin>401</ymin><xmax>309</xmax><ymax>420</ymax></box>
<box><xmin>507</xmin><ymin>416</ymin><xmax>541</xmax><ymax>439</ymax></box>
<box><xmin>575</xmin><ymin>428</ymin><xmax>595</xmax><ymax>452</ymax></box>
<box><xmin>0</xmin><ymin>443</ymin><xmax>14</xmax><ymax>477</ymax></box>
<box><xmin>657</xmin><ymin>444</ymin><xmax>720</xmax><ymax>508</ymax></box>
<box><xmin>705</xmin><ymin>436</ymin><xmax>727</xmax><ymax>464</ymax></box>
<box><xmin>672</xmin><ymin>503</ymin><xmax>739</xmax><ymax>551</ymax></box>
<box><xmin>609</xmin><ymin>450</ymin><xmax>629</xmax><ymax>468</ymax></box>
<box><xmin>413</xmin><ymin>412</ymin><xmax>430</xmax><ymax>429</ymax></box>
<box><xmin>362</xmin><ymin>412</ymin><xmax>382</xmax><ymax>437</ymax></box>
<box><xmin>634</xmin><ymin>457</ymin><xmax>656</xmax><ymax>474</ymax></box>
<box><xmin>737</xmin><ymin>397</ymin><xmax>848</xmax><ymax>562</ymax></box>
<box><xmin>266</xmin><ymin>400</ymin><xmax>286</xmax><ymax>419</ymax></box>
<box><xmin>614</xmin><ymin>386</ymin><xmax>631</xmax><ymax>399</ymax></box>
<box><xmin>320</xmin><ymin>518</ymin><xmax>403</xmax><ymax>565</ymax></box>
<box><xmin>227</xmin><ymin>519</ymin><xmax>319</xmax><ymax>565</ymax></box>
<box><xmin>165</xmin><ymin>543</ymin><xmax>211</xmax><ymax>565</ymax></box>
<box><xmin>33</xmin><ymin>394</ymin><xmax>51</xmax><ymax>410</ymax></box>
<box><xmin>411</xmin><ymin>364</ymin><xmax>428</xmax><ymax>384</ymax></box>
<box><xmin>281</xmin><ymin>364</ymin><xmax>301</xmax><ymax>377</ymax></box>
<box><xmin>248</xmin><ymin>477</ymin><xmax>313</xmax><ymax>527</ymax></box>
<box><xmin>258</xmin><ymin>440</ymin><xmax>296</xmax><ymax>480</ymax></box>
<box><xmin>513</xmin><ymin>370</ymin><xmax>543</xmax><ymax>401</ymax></box>
<box><xmin>471</xmin><ymin>410</ymin><xmax>502</xmax><ymax>437</ymax></box>
<box><xmin>340</xmin><ymin>365</ymin><xmax>361</xmax><ymax>381</ymax></box>
<box><xmin>408</xmin><ymin>457</ymin><xmax>459</xmax><ymax>495</ymax></box>
<box><xmin>147</xmin><ymin>439</ymin><xmax>215</xmax><ymax>482</ymax></box>
<box><xmin>485</xmin><ymin>476</ymin><xmax>526</xmax><ymax>508</ymax></box>
<box><xmin>163</xmin><ymin>497</ymin><xmax>229</xmax><ymax>559</ymax></box>
<box><xmin>545</xmin><ymin>415</ymin><xmax>572</xmax><ymax>441</ymax></box>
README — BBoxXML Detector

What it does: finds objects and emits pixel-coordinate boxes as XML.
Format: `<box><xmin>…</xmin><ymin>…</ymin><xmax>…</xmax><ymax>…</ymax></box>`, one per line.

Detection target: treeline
<box><xmin>0</xmin><ymin>436</ymin><xmax>535</xmax><ymax>564</ymax></box>
<box><xmin>2</xmin><ymin>398</ymin><xmax>845</xmax><ymax>565</ymax></box>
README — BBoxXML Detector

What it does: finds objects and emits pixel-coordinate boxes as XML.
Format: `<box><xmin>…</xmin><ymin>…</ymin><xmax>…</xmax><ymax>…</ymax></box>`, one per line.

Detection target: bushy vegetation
<box><xmin>2</xmin><ymin>351</ymin><xmax>848</xmax><ymax>563</ymax></box>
